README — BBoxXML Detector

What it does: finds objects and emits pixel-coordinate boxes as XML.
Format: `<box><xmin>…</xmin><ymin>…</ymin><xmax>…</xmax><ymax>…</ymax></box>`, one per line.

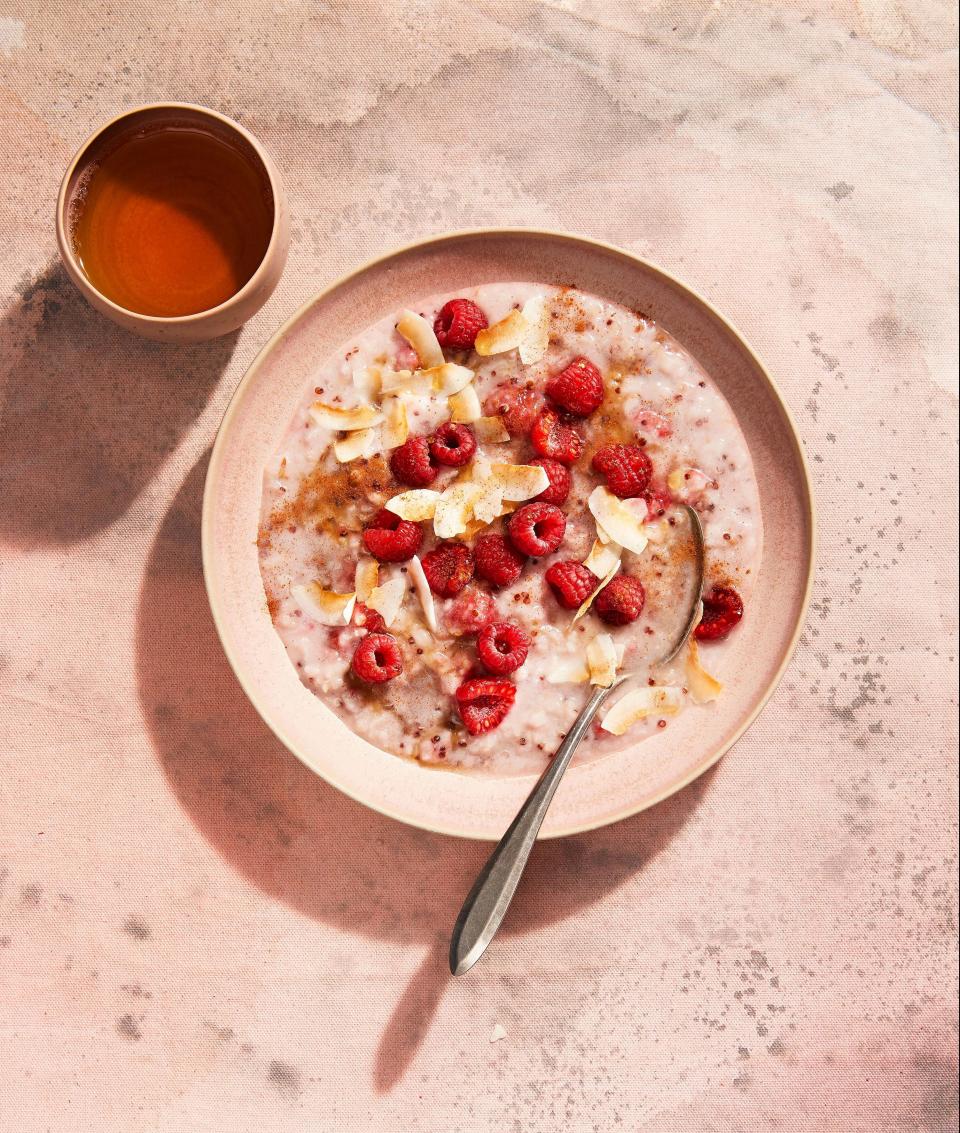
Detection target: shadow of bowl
<box><xmin>136</xmin><ymin>450</ymin><xmax>716</xmax><ymax>1090</ymax></box>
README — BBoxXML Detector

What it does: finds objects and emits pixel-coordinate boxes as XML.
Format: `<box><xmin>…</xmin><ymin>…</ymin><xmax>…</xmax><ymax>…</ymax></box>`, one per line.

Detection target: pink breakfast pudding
<box><xmin>257</xmin><ymin>283</ymin><xmax>762</xmax><ymax>776</ymax></box>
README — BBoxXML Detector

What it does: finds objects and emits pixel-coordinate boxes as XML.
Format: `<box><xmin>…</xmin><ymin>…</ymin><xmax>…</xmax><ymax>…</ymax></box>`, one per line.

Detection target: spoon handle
<box><xmin>449</xmin><ymin>680</ymin><xmax>617</xmax><ymax>976</ymax></box>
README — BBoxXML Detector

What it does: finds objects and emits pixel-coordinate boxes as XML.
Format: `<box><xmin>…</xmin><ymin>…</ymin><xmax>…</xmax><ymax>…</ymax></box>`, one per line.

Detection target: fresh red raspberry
<box><xmin>507</xmin><ymin>502</ymin><xmax>567</xmax><ymax>557</ymax></box>
<box><xmin>643</xmin><ymin>482</ymin><xmax>673</xmax><ymax>519</ymax></box>
<box><xmin>477</xmin><ymin>621</ymin><xmax>530</xmax><ymax>675</ymax></box>
<box><xmin>530</xmin><ymin>409</ymin><xmax>584</xmax><ymax>465</ymax></box>
<box><xmin>483</xmin><ymin>382</ymin><xmax>544</xmax><ymax>437</ymax></box>
<box><xmin>591</xmin><ymin>443</ymin><xmax>653</xmax><ymax>499</ymax></box>
<box><xmin>445</xmin><ymin>587</ymin><xmax>495</xmax><ymax>635</ymax></box>
<box><xmin>389</xmin><ymin>435</ymin><xmax>438</xmax><ymax>487</ymax></box>
<box><xmin>455</xmin><ymin>677</ymin><xmax>517</xmax><ymax>736</ymax></box>
<box><xmin>420</xmin><ymin>540</ymin><xmax>474</xmax><ymax>597</ymax></box>
<box><xmin>429</xmin><ymin>421</ymin><xmax>476</xmax><ymax>468</ymax></box>
<box><xmin>433</xmin><ymin>298</ymin><xmax>488</xmax><ymax>350</ymax></box>
<box><xmin>351</xmin><ymin>632</ymin><xmax>403</xmax><ymax>683</ymax></box>
<box><xmin>530</xmin><ymin>457</ymin><xmax>571</xmax><ymax>506</ymax></box>
<box><xmin>544</xmin><ymin>560</ymin><xmax>599</xmax><ymax>609</ymax></box>
<box><xmin>595</xmin><ymin>575</ymin><xmax>646</xmax><ymax>626</ymax></box>
<box><xmin>362</xmin><ymin>508</ymin><xmax>423</xmax><ymax>562</ymax></box>
<box><xmin>351</xmin><ymin>602</ymin><xmax>386</xmax><ymax>633</ymax></box>
<box><xmin>695</xmin><ymin>586</ymin><xmax>744</xmax><ymax>642</ymax></box>
<box><xmin>473</xmin><ymin>533</ymin><xmax>526</xmax><ymax>588</ymax></box>
<box><xmin>546</xmin><ymin>356</ymin><xmax>604</xmax><ymax>416</ymax></box>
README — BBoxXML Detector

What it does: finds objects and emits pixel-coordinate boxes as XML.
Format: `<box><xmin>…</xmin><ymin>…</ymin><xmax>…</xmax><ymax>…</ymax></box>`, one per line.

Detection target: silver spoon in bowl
<box><xmin>449</xmin><ymin>504</ymin><xmax>705</xmax><ymax>976</ymax></box>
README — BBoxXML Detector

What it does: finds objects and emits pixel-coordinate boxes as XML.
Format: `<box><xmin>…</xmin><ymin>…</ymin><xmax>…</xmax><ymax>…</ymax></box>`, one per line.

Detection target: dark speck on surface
<box><xmin>116</xmin><ymin>1014</ymin><xmax>143</xmax><ymax>1041</ymax></box>
<box><xmin>122</xmin><ymin>916</ymin><xmax>151</xmax><ymax>941</ymax></box>
<box><xmin>824</xmin><ymin>181</ymin><xmax>854</xmax><ymax>200</ymax></box>
<box><xmin>268</xmin><ymin>1059</ymin><xmax>303</xmax><ymax>1101</ymax></box>
<box><xmin>20</xmin><ymin>884</ymin><xmax>42</xmax><ymax>906</ymax></box>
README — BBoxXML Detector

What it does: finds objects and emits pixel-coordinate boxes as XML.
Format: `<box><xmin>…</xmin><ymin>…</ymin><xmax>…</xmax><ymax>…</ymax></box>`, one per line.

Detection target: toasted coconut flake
<box><xmin>473</xmin><ymin>415</ymin><xmax>511</xmax><ymax>443</ymax></box>
<box><xmin>396</xmin><ymin>309</ymin><xmax>444</xmax><ymax>368</ymax></box>
<box><xmin>434</xmin><ymin>479</ymin><xmax>484</xmax><ymax>539</ymax></box>
<box><xmin>518</xmin><ymin>294</ymin><xmax>549</xmax><ymax>364</ymax></box>
<box><xmin>408</xmin><ymin>556</ymin><xmax>438</xmax><ymax>631</ymax></box>
<box><xmin>448</xmin><ymin>385</ymin><xmax>482</xmax><ymax>423</ymax></box>
<box><xmin>572</xmin><ymin>561</ymin><xmax>621</xmax><ymax>623</ymax></box>
<box><xmin>471</xmin><ymin>482</ymin><xmax>506</xmax><ymax>526</ymax></box>
<box><xmin>385</xmin><ymin>489</ymin><xmax>442</xmax><ymax>522</ymax></box>
<box><xmin>366</xmin><ymin>577</ymin><xmax>406</xmax><ymax>627</ymax></box>
<box><xmin>588</xmin><ymin>486</ymin><xmax>650</xmax><ymax>555</ymax></box>
<box><xmin>587</xmin><ymin>633</ymin><xmax>619</xmax><ymax>687</ymax></box>
<box><xmin>490</xmin><ymin>462</ymin><xmax>550</xmax><ymax>501</ymax></box>
<box><xmin>583</xmin><ymin>538</ymin><xmax>621</xmax><ymax>578</ymax></box>
<box><xmin>354</xmin><ymin>559</ymin><xmax>379</xmax><ymax>602</ymax></box>
<box><xmin>547</xmin><ymin>655</ymin><xmax>590</xmax><ymax>684</ymax></box>
<box><xmin>291</xmin><ymin>582</ymin><xmax>356</xmax><ymax>626</ymax></box>
<box><xmin>685</xmin><ymin>638</ymin><xmax>723</xmax><ymax>703</ymax></box>
<box><xmin>381</xmin><ymin>397</ymin><xmax>409</xmax><ymax>449</ymax></box>
<box><xmin>310</xmin><ymin>402</ymin><xmax>384</xmax><ymax>432</ymax></box>
<box><xmin>473</xmin><ymin>308</ymin><xmax>528</xmax><ymax>356</ymax></box>
<box><xmin>379</xmin><ymin>368</ymin><xmax>429</xmax><ymax>397</ymax></box>
<box><xmin>334</xmin><ymin>428</ymin><xmax>378</xmax><ymax>463</ymax></box>
<box><xmin>600</xmin><ymin>686</ymin><xmax>684</xmax><ymax>735</ymax></box>
<box><xmin>423</xmin><ymin>362</ymin><xmax>475</xmax><ymax>396</ymax></box>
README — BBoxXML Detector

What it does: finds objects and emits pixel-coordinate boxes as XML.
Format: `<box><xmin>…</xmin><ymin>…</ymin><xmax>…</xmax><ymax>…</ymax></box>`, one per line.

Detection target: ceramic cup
<box><xmin>55</xmin><ymin>102</ymin><xmax>289</xmax><ymax>343</ymax></box>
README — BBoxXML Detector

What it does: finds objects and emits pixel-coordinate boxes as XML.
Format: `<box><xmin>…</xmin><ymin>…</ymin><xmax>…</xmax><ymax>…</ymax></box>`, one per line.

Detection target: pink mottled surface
<box><xmin>1</xmin><ymin>3</ymin><xmax>957</xmax><ymax>1130</ymax></box>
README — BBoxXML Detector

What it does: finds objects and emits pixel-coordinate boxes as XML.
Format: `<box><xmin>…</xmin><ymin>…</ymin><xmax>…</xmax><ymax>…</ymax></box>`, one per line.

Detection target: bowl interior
<box><xmin>202</xmin><ymin>230</ymin><xmax>813</xmax><ymax>840</ymax></box>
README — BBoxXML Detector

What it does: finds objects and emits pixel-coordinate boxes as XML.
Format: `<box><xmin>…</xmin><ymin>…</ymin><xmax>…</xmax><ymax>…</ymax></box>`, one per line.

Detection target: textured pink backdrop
<box><xmin>1</xmin><ymin>2</ymin><xmax>957</xmax><ymax>1130</ymax></box>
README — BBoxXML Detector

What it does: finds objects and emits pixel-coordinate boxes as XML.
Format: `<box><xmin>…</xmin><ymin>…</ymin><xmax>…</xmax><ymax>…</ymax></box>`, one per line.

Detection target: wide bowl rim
<box><xmin>201</xmin><ymin>227</ymin><xmax>816</xmax><ymax>840</ymax></box>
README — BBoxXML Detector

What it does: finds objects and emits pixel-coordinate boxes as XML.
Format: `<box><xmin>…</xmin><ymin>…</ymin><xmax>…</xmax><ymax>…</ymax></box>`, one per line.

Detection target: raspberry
<box><xmin>362</xmin><ymin>508</ymin><xmax>423</xmax><ymax>562</ymax></box>
<box><xmin>530</xmin><ymin>409</ymin><xmax>584</xmax><ymax>465</ymax></box>
<box><xmin>420</xmin><ymin>540</ymin><xmax>474</xmax><ymax>597</ymax></box>
<box><xmin>351</xmin><ymin>602</ymin><xmax>386</xmax><ymax>633</ymax></box>
<box><xmin>546</xmin><ymin>356</ymin><xmax>604</xmax><ymax>416</ymax></box>
<box><xmin>544</xmin><ymin>560</ymin><xmax>598</xmax><ymax>609</ymax></box>
<box><xmin>389</xmin><ymin>435</ymin><xmax>438</xmax><ymax>487</ymax></box>
<box><xmin>477</xmin><ymin>621</ymin><xmax>530</xmax><ymax>675</ymax></box>
<box><xmin>695</xmin><ymin>586</ymin><xmax>744</xmax><ymax>642</ymax></box>
<box><xmin>473</xmin><ymin>533</ymin><xmax>526</xmax><ymax>588</ymax></box>
<box><xmin>351</xmin><ymin>632</ymin><xmax>403</xmax><ymax>683</ymax></box>
<box><xmin>433</xmin><ymin>298</ymin><xmax>488</xmax><ymax>350</ymax></box>
<box><xmin>429</xmin><ymin>421</ymin><xmax>476</xmax><ymax>468</ymax></box>
<box><xmin>507</xmin><ymin>502</ymin><xmax>566</xmax><ymax>557</ymax></box>
<box><xmin>483</xmin><ymin>382</ymin><xmax>544</xmax><ymax>437</ymax></box>
<box><xmin>595</xmin><ymin>575</ymin><xmax>646</xmax><ymax>626</ymax></box>
<box><xmin>455</xmin><ymin>677</ymin><xmax>517</xmax><ymax>736</ymax></box>
<box><xmin>445</xmin><ymin>587</ymin><xmax>495</xmax><ymax>635</ymax></box>
<box><xmin>591</xmin><ymin>443</ymin><xmax>653</xmax><ymax>499</ymax></box>
<box><xmin>530</xmin><ymin>457</ymin><xmax>571</xmax><ymax>506</ymax></box>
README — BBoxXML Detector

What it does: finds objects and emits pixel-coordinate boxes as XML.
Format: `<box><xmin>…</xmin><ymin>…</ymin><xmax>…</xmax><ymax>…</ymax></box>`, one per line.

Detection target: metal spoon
<box><xmin>449</xmin><ymin>504</ymin><xmax>705</xmax><ymax>976</ymax></box>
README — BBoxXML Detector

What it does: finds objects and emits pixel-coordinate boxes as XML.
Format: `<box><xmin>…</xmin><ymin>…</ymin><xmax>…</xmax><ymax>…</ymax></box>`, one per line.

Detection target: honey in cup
<box><xmin>69</xmin><ymin>123</ymin><xmax>274</xmax><ymax>318</ymax></box>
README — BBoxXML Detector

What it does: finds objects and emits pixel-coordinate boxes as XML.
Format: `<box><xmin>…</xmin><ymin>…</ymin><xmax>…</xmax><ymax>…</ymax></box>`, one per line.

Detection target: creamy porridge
<box><xmin>257</xmin><ymin>283</ymin><xmax>762</xmax><ymax>776</ymax></box>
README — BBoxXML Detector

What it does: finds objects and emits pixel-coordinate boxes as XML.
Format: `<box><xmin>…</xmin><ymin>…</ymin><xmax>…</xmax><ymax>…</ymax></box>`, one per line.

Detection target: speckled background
<box><xmin>1</xmin><ymin>2</ymin><xmax>957</xmax><ymax>1130</ymax></box>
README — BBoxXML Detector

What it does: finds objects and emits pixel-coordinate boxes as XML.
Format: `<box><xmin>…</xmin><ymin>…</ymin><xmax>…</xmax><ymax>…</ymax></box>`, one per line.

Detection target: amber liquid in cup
<box><xmin>69</xmin><ymin>124</ymin><xmax>274</xmax><ymax>318</ymax></box>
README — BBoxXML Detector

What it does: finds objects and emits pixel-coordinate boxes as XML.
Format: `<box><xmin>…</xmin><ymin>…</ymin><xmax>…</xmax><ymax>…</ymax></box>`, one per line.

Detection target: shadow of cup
<box><xmin>0</xmin><ymin>262</ymin><xmax>237</xmax><ymax>549</ymax></box>
<box><xmin>136</xmin><ymin>451</ymin><xmax>715</xmax><ymax>1091</ymax></box>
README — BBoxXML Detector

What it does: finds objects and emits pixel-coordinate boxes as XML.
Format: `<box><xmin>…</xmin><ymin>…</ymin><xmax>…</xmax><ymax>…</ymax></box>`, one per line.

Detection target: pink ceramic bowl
<box><xmin>202</xmin><ymin>230</ymin><xmax>814</xmax><ymax>840</ymax></box>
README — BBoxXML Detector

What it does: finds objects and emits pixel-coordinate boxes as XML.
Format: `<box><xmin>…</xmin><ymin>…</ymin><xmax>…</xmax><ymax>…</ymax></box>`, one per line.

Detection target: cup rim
<box><xmin>55</xmin><ymin>101</ymin><xmax>285</xmax><ymax>325</ymax></box>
